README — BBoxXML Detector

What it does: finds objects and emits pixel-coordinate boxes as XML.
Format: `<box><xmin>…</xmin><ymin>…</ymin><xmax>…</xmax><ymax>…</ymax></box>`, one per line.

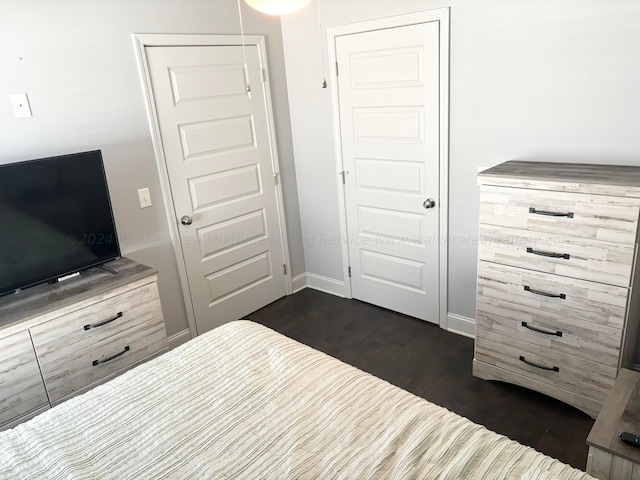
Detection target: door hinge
<box><xmin>273</xmin><ymin>172</ymin><xmax>279</xmax><ymax>185</ymax></box>
<box><xmin>339</xmin><ymin>170</ymin><xmax>349</xmax><ymax>184</ymax></box>
<box><xmin>348</xmin><ymin>266</ymin><xmax>351</xmax><ymax>277</ymax></box>
<box><xmin>335</xmin><ymin>61</ymin><xmax>339</xmax><ymax>76</ymax></box>
<box><xmin>261</xmin><ymin>68</ymin><xmax>266</xmax><ymax>83</ymax></box>
<box><xmin>283</xmin><ymin>264</ymin><xmax>287</xmax><ymax>275</ymax></box>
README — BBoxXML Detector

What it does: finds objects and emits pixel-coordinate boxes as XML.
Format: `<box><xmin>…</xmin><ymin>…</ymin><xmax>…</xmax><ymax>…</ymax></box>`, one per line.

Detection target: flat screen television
<box><xmin>0</xmin><ymin>150</ymin><xmax>121</xmax><ymax>297</ymax></box>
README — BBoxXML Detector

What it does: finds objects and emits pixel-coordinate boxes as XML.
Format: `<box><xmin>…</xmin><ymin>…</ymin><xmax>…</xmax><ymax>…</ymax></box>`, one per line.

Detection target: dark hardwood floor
<box><xmin>246</xmin><ymin>288</ymin><xmax>595</xmax><ymax>471</ymax></box>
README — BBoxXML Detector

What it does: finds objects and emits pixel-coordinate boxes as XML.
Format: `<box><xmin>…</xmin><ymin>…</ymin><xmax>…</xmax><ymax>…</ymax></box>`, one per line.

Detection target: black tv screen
<box><xmin>0</xmin><ymin>150</ymin><xmax>121</xmax><ymax>296</ymax></box>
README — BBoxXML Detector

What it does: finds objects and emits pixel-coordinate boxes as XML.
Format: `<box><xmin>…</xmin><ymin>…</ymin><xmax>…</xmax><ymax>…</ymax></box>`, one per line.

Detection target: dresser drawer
<box><xmin>477</xmin><ymin>295</ymin><xmax>622</xmax><ymax>367</ymax></box>
<box><xmin>40</xmin><ymin>314</ymin><xmax>167</xmax><ymax>403</ymax></box>
<box><xmin>473</xmin><ymin>360</ymin><xmax>603</xmax><ymax>419</ymax></box>
<box><xmin>0</xmin><ymin>331</ymin><xmax>49</xmax><ymax>426</ymax></box>
<box><xmin>475</xmin><ymin>329</ymin><xmax>616</xmax><ymax>402</ymax></box>
<box><xmin>477</xmin><ymin>261</ymin><xmax>628</xmax><ymax>329</ymax></box>
<box><xmin>479</xmin><ymin>224</ymin><xmax>635</xmax><ymax>287</ymax></box>
<box><xmin>31</xmin><ymin>282</ymin><xmax>162</xmax><ymax>365</ymax></box>
<box><xmin>480</xmin><ymin>185</ymin><xmax>640</xmax><ymax>245</ymax></box>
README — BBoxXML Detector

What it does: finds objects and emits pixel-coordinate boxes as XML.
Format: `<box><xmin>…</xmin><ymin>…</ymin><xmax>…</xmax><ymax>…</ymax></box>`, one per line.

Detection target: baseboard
<box><xmin>168</xmin><ymin>329</ymin><xmax>192</xmax><ymax>350</ymax></box>
<box><xmin>447</xmin><ymin>313</ymin><xmax>475</xmax><ymax>339</ymax></box>
<box><xmin>305</xmin><ymin>273</ymin><xmax>346</xmax><ymax>298</ymax></box>
<box><xmin>292</xmin><ymin>273</ymin><xmax>307</xmax><ymax>293</ymax></box>
<box><xmin>293</xmin><ymin>276</ymin><xmax>471</xmax><ymax>337</ymax></box>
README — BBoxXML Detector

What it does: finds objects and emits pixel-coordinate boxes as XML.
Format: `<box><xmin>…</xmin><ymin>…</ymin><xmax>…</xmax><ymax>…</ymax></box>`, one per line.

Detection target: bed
<box><xmin>0</xmin><ymin>321</ymin><xmax>594</xmax><ymax>479</ymax></box>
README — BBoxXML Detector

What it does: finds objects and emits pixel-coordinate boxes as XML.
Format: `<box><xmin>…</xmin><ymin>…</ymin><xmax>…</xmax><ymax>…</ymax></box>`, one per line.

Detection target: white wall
<box><xmin>282</xmin><ymin>0</ymin><xmax>640</xmax><ymax>320</ymax></box>
<box><xmin>0</xmin><ymin>0</ymin><xmax>305</xmax><ymax>337</ymax></box>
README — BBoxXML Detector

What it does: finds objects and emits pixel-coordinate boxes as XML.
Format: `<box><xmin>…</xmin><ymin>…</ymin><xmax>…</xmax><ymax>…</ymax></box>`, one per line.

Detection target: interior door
<box><xmin>146</xmin><ymin>45</ymin><xmax>287</xmax><ymax>335</ymax></box>
<box><xmin>336</xmin><ymin>23</ymin><xmax>440</xmax><ymax>322</ymax></box>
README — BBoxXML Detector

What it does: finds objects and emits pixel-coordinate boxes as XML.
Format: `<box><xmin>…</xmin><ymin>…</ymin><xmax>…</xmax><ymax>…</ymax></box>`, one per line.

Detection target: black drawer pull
<box><xmin>529</xmin><ymin>207</ymin><xmax>574</xmax><ymax>218</ymax></box>
<box><xmin>84</xmin><ymin>312</ymin><xmax>123</xmax><ymax>331</ymax></box>
<box><xmin>519</xmin><ymin>355</ymin><xmax>559</xmax><ymax>372</ymax></box>
<box><xmin>524</xmin><ymin>285</ymin><xmax>566</xmax><ymax>299</ymax></box>
<box><xmin>92</xmin><ymin>346</ymin><xmax>130</xmax><ymax>366</ymax></box>
<box><xmin>522</xmin><ymin>321</ymin><xmax>563</xmax><ymax>337</ymax></box>
<box><xmin>526</xmin><ymin>247</ymin><xmax>570</xmax><ymax>260</ymax></box>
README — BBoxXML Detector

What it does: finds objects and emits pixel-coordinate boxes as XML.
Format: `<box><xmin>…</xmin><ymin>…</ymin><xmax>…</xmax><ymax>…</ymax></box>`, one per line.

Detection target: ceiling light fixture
<box><xmin>244</xmin><ymin>0</ymin><xmax>311</xmax><ymax>16</ymax></box>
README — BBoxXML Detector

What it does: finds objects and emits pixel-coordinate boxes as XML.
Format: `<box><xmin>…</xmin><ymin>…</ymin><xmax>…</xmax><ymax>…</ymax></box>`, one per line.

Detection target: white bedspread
<box><xmin>0</xmin><ymin>321</ymin><xmax>594</xmax><ymax>479</ymax></box>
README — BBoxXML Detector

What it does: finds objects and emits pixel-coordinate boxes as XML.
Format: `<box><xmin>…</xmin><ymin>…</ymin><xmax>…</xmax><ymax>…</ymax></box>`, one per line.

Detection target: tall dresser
<box><xmin>473</xmin><ymin>161</ymin><xmax>640</xmax><ymax>418</ymax></box>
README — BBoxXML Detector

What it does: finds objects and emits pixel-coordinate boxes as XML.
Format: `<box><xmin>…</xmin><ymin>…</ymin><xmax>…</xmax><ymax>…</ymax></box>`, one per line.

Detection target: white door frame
<box><xmin>133</xmin><ymin>34</ymin><xmax>293</xmax><ymax>338</ymax></box>
<box><xmin>327</xmin><ymin>9</ymin><xmax>450</xmax><ymax>329</ymax></box>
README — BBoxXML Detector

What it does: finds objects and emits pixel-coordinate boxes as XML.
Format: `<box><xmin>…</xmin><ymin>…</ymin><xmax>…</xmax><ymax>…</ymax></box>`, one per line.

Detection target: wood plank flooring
<box><xmin>247</xmin><ymin>288</ymin><xmax>594</xmax><ymax>471</ymax></box>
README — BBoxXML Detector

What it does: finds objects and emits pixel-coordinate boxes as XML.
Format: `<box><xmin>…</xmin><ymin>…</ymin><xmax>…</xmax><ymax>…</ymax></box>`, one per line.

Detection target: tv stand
<box><xmin>0</xmin><ymin>258</ymin><xmax>167</xmax><ymax>431</ymax></box>
<box><xmin>94</xmin><ymin>263</ymin><xmax>118</xmax><ymax>275</ymax></box>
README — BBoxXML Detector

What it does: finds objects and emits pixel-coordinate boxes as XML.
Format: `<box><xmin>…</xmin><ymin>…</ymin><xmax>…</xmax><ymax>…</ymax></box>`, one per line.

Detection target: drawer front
<box><xmin>41</xmin><ymin>314</ymin><xmax>167</xmax><ymax>403</ymax></box>
<box><xmin>479</xmin><ymin>224</ymin><xmax>635</xmax><ymax>287</ymax></box>
<box><xmin>31</xmin><ymin>282</ymin><xmax>162</xmax><ymax>365</ymax></box>
<box><xmin>480</xmin><ymin>185</ymin><xmax>640</xmax><ymax>245</ymax></box>
<box><xmin>0</xmin><ymin>331</ymin><xmax>49</xmax><ymax>426</ymax></box>
<box><xmin>475</xmin><ymin>329</ymin><xmax>616</xmax><ymax>402</ymax></box>
<box><xmin>477</xmin><ymin>261</ymin><xmax>628</xmax><ymax>329</ymax></box>
<box><xmin>477</xmin><ymin>294</ymin><xmax>622</xmax><ymax>367</ymax></box>
<box><xmin>473</xmin><ymin>359</ymin><xmax>602</xmax><ymax>418</ymax></box>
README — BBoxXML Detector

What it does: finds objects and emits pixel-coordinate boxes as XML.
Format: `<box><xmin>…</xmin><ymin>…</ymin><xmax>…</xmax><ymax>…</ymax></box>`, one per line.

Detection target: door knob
<box><xmin>423</xmin><ymin>198</ymin><xmax>436</xmax><ymax>209</ymax></box>
<box><xmin>180</xmin><ymin>215</ymin><xmax>193</xmax><ymax>226</ymax></box>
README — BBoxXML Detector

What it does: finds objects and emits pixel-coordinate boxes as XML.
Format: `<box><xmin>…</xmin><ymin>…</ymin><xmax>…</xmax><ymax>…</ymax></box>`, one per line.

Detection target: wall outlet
<box><xmin>10</xmin><ymin>93</ymin><xmax>32</xmax><ymax>118</ymax></box>
<box><xmin>137</xmin><ymin>187</ymin><xmax>152</xmax><ymax>208</ymax></box>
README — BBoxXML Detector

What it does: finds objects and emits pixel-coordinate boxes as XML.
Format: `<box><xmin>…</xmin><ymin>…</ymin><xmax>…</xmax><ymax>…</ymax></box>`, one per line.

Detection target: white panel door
<box><xmin>146</xmin><ymin>45</ymin><xmax>287</xmax><ymax>334</ymax></box>
<box><xmin>336</xmin><ymin>23</ymin><xmax>440</xmax><ymax>322</ymax></box>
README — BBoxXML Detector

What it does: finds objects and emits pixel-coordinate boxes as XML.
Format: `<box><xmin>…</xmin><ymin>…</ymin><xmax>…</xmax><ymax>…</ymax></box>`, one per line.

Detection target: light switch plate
<box><xmin>10</xmin><ymin>93</ymin><xmax>32</xmax><ymax>118</ymax></box>
<box><xmin>137</xmin><ymin>187</ymin><xmax>152</xmax><ymax>208</ymax></box>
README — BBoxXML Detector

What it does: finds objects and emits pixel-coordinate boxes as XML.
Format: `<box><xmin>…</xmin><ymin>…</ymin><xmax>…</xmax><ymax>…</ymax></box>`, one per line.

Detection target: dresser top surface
<box><xmin>0</xmin><ymin>258</ymin><xmax>156</xmax><ymax>335</ymax></box>
<box><xmin>587</xmin><ymin>368</ymin><xmax>640</xmax><ymax>463</ymax></box>
<box><xmin>479</xmin><ymin>161</ymin><xmax>640</xmax><ymax>196</ymax></box>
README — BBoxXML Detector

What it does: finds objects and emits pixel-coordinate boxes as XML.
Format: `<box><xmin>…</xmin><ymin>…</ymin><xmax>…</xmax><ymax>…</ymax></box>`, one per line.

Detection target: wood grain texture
<box><xmin>587</xmin><ymin>369</ymin><xmax>640</xmax><ymax>464</ymax></box>
<box><xmin>0</xmin><ymin>258</ymin><xmax>157</xmax><ymax>338</ymax></box>
<box><xmin>475</xmin><ymin>329</ymin><xmax>616</xmax><ymax>403</ymax></box>
<box><xmin>587</xmin><ymin>445</ymin><xmax>640</xmax><ymax>480</ymax></box>
<box><xmin>479</xmin><ymin>223</ymin><xmax>635</xmax><ymax>287</ymax></box>
<box><xmin>475</xmin><ymin>160</ymin><xmax>640</xmax><ymax>421</ymax></box>
<box><xmin>0</xmin><ymin>258</ymin><xmax>168</xmax><ymax>427</ymax></box>
<box><xmin>41</xmin><ymin>315</ymin><xmax>167</xmax><ymax>403</ymax></box>
<box><xmin>31</xmin><ymin>283</ymin><xmax>162</xmax><ymax>366</ymax></box>
<box><xmin>0</xmin><ymin>330</ymin><xmax>49</xmax><ymax>427</ymax></box>
<box><xmin>611</xmin><ymin>456</ymin><xmax>635</xmax><ymax>480</ymax></box>
<box><xmin>476</xmin><ymin>297</ymin><xmax>622</xmax><ymax>367</ymax></box>
<box><xmin>472</xmin><ymin>359</ymin><xmax>602</xmax><ymax>418</ymax></box>
<box><xmin>478</xmin><ymin>261</ymin><xmax>628</xmax><ymax>329</ymax></box>
<box><xmin>479</xmin><ymin>161</ymin><xmax>640</xmax><ymax>198</ymax></box>
<box><xmin>50</xmin><ymin>339</ymin><xmax>168</xmax><ymax>407</ymax></box>
<box><xmin>621</xmin><ymin>244</ymin><xmax>640</xmax><ymax>369</ymax></box>
<box><xmin>480</xmin><ymin>185</ymin><xmax>640</xmax><ymax>245</ymax></box>
<box><xmin>588</xmin><ymin>447</ymin><xmax>613</xmax><ymax>479</ymax></box>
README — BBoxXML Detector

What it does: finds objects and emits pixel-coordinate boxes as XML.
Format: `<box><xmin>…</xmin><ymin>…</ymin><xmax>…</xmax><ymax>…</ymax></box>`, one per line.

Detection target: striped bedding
<box><xmin>0</xmin><ymin>321</ymin><xmax>594</xmax><ymax>479</ymax></box>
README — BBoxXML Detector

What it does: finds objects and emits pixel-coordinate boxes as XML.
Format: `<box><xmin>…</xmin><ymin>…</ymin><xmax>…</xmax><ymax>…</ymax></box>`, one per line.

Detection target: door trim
<box><xmin>133</xmin><ymin>34</ymin><xmax>293</xmax><ymax>338</ymax></box>
<box><xmin>327</xmin><ymin>8</ymin><xmax>450</xmax><ymax>329</ymax></box>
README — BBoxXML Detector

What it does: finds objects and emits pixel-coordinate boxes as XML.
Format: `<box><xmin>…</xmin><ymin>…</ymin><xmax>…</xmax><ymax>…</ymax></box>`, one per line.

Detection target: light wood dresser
<box><xmin>0</xmin><ymin>258</ymin><xmax>167</xmax><ymax>431</ymax></box>
<box><xmin>473</xmin><ymin>161</ymin><xmax>640</xmax><ymax>418</ymax></box>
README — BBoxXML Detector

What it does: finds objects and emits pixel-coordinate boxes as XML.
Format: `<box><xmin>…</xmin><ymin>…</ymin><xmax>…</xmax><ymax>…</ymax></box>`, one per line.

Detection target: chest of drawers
<box><xmin>0</xmin><ymin>258</ymin><xmax>168</xmax><ymax>429</ymax></box>
<box><xmin>473</xmin><ymin>161</ymin><xmax>640</xmax><ymax>418</ymax></box>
